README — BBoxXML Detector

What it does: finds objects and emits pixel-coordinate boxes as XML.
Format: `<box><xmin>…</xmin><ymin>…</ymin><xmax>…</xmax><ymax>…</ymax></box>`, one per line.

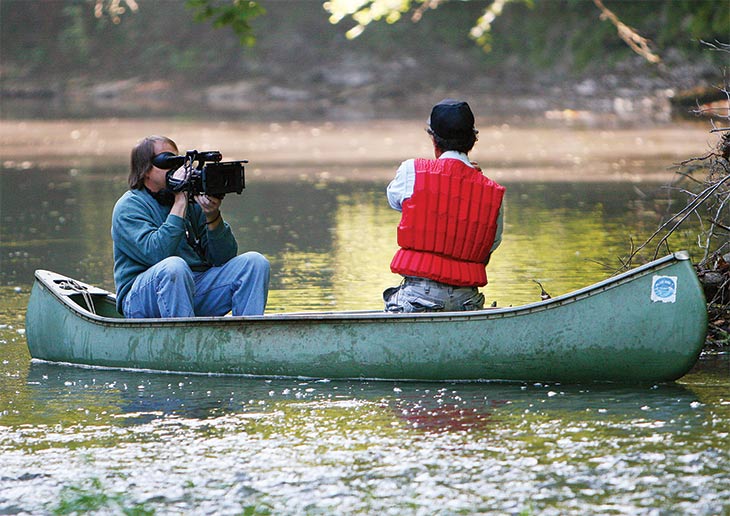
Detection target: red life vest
<box><xmin>390</xmin><ymin>158</ymin><xmax>505</xmax><ymax>286</ymax></box>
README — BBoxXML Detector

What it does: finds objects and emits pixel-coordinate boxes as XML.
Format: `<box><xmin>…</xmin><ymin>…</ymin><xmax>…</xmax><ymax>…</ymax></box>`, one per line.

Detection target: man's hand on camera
<box><xmin>166</xmin><ymin>165</ymin><xmax>190</xmax><ymax>195</ymax></box>
<box><xmin>171</xmin><ymin>165</ymin><xmax>187</xmax><ymax>181</ymax></box>
<box><xmin>196</xmin><ymin>195</ymin><xmax>223</xmax><ymax>229</ymax></box>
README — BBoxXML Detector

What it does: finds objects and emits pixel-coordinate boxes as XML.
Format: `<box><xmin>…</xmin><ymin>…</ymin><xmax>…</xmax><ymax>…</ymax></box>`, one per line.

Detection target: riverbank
<box><xmin>0</xmin><ymin>117</ymin><xmax>717</xmax><ymax>184</ymax></box>
<box><xmin>2</xmin><ymin>63</ymin><xmax>723</xmax><ymax>126</ymax></box>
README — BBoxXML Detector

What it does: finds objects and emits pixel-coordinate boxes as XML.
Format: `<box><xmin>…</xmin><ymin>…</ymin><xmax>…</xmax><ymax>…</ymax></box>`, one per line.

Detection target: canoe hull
<box><xmin>25</xmin><ymin>253</ymin><xmax>708</xmax><ymax>383</ymax></box>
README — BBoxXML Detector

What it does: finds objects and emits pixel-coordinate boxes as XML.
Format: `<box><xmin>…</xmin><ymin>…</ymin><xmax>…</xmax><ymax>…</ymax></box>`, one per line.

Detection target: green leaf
<box><xmin>184</xmin><ymin>0</ymin><xmax>265</xmax><ymax>46</ymax></box>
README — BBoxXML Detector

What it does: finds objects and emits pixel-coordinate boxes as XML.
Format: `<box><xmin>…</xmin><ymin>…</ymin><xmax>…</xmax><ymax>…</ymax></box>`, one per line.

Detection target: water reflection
<box><xmin>2</xmin><ymin>358</ymin><xmax>726</xmax><ymax>514</ymax></box>
<box><xmin>0</xmin><ymin>163</ymin><xmax>699</xmax><ymax>311</ymax></box>
<box><xmin>13</xmin><ymin>359</ymin><xmax>710</xmax><ymax>433</ymax></box>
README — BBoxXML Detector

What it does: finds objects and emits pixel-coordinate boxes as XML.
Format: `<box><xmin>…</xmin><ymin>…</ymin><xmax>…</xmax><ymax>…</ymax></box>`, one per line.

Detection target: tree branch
<box><xmin>592</xmin><ymin>0</ymin><xmax>661</xmax><ymax>64</ymax></box>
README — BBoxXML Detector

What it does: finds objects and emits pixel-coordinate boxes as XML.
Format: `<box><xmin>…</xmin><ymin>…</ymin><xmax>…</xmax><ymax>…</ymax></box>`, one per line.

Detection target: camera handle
<box><xmin>165</xmin><ymin>152</ymin><xmax>196</xmax><ymax>193</ymax></box>
<box><xmin>165</xmin><ymin>169</ymin><xmax>189</xmax><ymax>193</ymax></box>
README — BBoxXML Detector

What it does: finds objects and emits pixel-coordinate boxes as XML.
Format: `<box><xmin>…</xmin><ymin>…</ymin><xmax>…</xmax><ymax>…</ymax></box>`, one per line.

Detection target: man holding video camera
<box><xmin>111</xmin><ymin>135</ymin><xmax>270</xmax><ymax>318</ymax></box>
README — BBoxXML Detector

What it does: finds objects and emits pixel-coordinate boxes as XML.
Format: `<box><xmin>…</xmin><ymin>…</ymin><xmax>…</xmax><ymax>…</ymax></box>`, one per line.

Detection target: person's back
<box><xmin>392</xmin><ymin>156</ymin><xmax>504</xmax><ymax>286</ymax></box>
<box><xmin>383</xmin><ymin>99</ymin><xmax>505</xmax><ymax>313</ymax></box>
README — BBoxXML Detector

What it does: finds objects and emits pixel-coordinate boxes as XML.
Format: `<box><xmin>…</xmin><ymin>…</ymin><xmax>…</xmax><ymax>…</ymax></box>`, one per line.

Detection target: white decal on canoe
<box><xmin>651</xmin><ymin>275</ymin><xmax>677</xmax><ymax>303</ymax></box>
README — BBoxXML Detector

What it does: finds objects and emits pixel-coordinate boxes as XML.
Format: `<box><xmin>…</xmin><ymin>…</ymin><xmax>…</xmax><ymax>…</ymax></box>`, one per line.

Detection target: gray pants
<box><xmin>383</xmin><ymin>277</ymin><xmax>485</xmax><ymax>313</ymax></box>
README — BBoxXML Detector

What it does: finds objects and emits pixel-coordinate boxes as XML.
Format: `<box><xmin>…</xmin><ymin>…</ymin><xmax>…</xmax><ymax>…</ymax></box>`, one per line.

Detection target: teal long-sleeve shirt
<box><xmin>111</xmin><ymin>188</ymin><xmax>238</xmax><ymax>313</ymax></box>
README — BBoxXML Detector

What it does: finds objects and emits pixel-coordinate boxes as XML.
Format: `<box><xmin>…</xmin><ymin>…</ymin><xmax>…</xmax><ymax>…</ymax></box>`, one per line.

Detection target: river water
<box><xmin>1</xmin><ymin>118</ymin><xmax>729</xmax><ymax>514</ymax></box>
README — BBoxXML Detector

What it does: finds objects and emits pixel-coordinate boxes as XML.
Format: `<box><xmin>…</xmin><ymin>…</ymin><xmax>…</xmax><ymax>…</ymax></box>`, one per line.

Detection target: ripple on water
<box><xmin>1</xmin><ymin>362</ymin><xmax>730</xmax><ymax>514</ymax></box>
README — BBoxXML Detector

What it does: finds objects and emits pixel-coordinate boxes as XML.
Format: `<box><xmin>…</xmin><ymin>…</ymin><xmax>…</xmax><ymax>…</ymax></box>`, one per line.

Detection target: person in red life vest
<box><xmin>383</xmin><ymin>99</ymin><xmax>505</xmax><ymax>312</ymax></box>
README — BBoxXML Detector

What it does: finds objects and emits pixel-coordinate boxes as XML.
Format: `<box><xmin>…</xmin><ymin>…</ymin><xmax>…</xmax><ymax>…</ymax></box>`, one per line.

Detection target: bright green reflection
<box><xmin>259</xmin><ymin>180</ymin><xmax>700</xmax><ymax>311</ymax></box>
<box><xmin>330</xmin><ymin>190</ymin><xmax>401</xmax><ymax>310</ymax></box>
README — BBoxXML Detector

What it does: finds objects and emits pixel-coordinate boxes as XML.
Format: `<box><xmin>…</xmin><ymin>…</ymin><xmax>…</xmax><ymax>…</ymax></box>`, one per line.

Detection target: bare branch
<box><xmin>701</xmin><ymin>40</ymin><xmax>730</xmax><ymax>52</ymax></box>
<box><xmin>623</xmin><ymin>173</ymin><xmax>730</xmax><ymax>264</ymax></box>
<box><xmin>592</xmin><ymin>0</ymin><xmax>661</xmax><ymax>64</ymax></box>
<box><xmin>412</xmin><ymin>0</ymin><xmax>443</xmax><ymax>22</ymax></box>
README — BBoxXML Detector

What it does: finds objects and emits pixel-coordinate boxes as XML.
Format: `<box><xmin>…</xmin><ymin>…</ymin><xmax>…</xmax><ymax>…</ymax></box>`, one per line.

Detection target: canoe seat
<box><xmin>45</xmin><ymin>275</ymin><xmax>122</xmax><ymax>318</ymax></box>
<box><xmin>67</xmin><ymin>293</ymin><xmax>123</xmax><ymax>318</ymax></box>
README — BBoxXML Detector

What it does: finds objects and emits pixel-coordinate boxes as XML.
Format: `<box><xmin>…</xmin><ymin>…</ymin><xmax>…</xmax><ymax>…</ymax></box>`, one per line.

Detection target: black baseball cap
<box><xmin>427</xmin><ymin>99</ymin><xmax>476</xmax><ymax>139</ymax></box>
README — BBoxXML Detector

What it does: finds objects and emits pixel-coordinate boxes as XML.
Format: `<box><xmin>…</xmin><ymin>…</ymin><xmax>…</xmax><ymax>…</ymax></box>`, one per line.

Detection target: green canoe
<box><xmin>25</xmin><ymin>251</ymin><xmax>708</xmax><ymax>383</ymax></box>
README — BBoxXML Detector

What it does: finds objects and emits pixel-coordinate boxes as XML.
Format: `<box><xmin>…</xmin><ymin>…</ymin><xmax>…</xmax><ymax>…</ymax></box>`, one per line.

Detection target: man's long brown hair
<box><xmin>128</xmin><ymin>135</ymin><xmax>178</xmax><ymax>190</ymax></box>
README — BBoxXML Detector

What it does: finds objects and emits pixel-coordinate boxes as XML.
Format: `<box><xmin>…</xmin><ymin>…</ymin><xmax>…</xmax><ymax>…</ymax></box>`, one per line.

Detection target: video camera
<box><xmin>152</xmin><ymin>149</ymin><xmax>246</xmax><ymax>198</ymax></box>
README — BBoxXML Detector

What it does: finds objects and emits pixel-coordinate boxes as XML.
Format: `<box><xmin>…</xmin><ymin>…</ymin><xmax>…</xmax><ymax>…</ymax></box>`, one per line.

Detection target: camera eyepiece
<box><xmin>152</xmin><ymin>152</ymin><xmax>184</xmax><ymax>170</ymax></box>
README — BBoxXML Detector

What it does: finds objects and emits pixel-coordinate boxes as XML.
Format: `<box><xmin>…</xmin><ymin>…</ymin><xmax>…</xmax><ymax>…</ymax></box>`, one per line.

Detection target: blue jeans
<box><xmin>123</xmin><ymin>253</ymin><xmax>270</xmax><ymax>318</ymax></box>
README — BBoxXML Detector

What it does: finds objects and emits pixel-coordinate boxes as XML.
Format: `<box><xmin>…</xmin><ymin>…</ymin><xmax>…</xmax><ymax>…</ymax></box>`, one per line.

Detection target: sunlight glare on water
<box><xmin>1</xmin><ymin>364</ymin><xmax>729</xmax><ymax>514</ymax></box>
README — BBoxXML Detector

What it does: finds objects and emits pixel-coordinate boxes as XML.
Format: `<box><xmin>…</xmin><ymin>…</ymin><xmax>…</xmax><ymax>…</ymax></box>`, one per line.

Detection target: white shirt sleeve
<box><xmin>491</xmin><ymin>204</ymin><xmax>504</xmax><ymax>253</ymax></box>
<box><xmin>386</xmin><ymin>159</ymin><xmax>416</xmax><ymax>211</ymax></box>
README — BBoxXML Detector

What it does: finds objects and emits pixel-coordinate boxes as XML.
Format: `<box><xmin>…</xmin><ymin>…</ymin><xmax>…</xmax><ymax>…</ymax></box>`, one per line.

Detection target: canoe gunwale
<box><xmin>33</xmin><ymin>251</ymin><xmax>691</xmax><ymax>327</ymax></box>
